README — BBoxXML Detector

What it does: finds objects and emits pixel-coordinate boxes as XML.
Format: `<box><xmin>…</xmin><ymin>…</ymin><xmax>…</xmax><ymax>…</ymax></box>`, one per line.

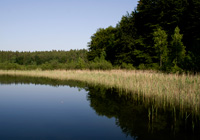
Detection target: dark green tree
<box><xmin>87</xmin><ymin>26</ymin><xmax>117</xmax><ymax>64</ymax></box>
<box><xmin>182</xmin><ymin>0</ymin><xmax>200</xmax><ymax>72</ymax></box>
<box><xmin>114</xmin><ymin>12</ymin><xmax>141</xmax><ymax>66</ymax></box>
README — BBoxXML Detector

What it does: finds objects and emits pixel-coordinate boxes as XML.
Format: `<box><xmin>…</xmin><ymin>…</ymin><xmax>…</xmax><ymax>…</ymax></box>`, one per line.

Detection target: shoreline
<box><xmin>0</xmin><ymin>69</ymin><xmax>199</xmax><ymax>114</ymax></box>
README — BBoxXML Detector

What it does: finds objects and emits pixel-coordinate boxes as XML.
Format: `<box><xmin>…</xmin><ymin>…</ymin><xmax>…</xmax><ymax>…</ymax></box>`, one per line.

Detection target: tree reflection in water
<box><xmin>0</xmin><ymin>75</ymin><xmax>200</xmax><ymax>140</ymax></box>
<box><xmin>87</xmin><ymin>86</ymin><xmax>200</xmax><ymax>140</ymax></box>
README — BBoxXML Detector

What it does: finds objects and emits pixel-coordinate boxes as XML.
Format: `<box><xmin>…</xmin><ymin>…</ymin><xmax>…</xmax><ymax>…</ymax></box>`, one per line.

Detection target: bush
<box><xmin>76</xmin><ymin>57</ymin><xmax>86</xmax><ymax>69</ymax></box>
<box><xmin>170</xmin><ymin>64</ymin><xmax>183</xmax><ymax>74</ymax></box>
<box><xmin>121</xmin><ymin>63</ymin><xmax>135</xmax><ymax>70</ymax></box>
<box><xmin>88</xmin><ymin>61</ymin><xmax>112</xmax><ymax>70</ymax></box>
<box><xmin>138</xmin><ymin>64</ymin><xmax>146</xmax><ymax>70</ymax></box>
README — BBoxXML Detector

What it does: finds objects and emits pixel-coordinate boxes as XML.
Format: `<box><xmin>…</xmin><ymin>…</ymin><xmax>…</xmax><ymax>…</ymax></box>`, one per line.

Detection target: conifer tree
<box><xmin>170</xmin><ymin>26</ymin><xmax>186</xmax><ymax>67</ymax></box>
<box><xmin>153</xmin><ymin>27</ymin><xmax>168</xmax><ymax>68</ymax></box>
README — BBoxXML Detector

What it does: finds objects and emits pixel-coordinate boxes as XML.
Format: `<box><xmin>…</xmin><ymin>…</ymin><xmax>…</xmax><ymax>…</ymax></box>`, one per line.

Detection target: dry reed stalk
<box><xmin>0</xmin><ymin>70</ymin><xmax>199</xmax><ymax>113</ymax></box>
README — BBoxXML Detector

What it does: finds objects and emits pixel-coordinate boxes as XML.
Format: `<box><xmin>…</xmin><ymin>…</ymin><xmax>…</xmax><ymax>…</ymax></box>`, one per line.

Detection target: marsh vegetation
<box><xmin>0</xmin><ymin>70</ymin><xmax>199</xmax><ymax>117</ymax></box>
<box><xmin>1</xmin><ymin>0</ymin><xmax>200</xmax><ymax>139</ymax></box>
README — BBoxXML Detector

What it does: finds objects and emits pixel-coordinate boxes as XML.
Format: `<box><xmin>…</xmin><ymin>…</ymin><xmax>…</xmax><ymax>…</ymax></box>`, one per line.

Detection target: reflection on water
<box><xmin>0</xmin><ymin>75</ymin><xmax>200</xmax><ymax>140</ymax></box>
<box><xmin>87</xmin><ymin>86</ymin><xmax>200</xmax><ymax>140</ymax></box>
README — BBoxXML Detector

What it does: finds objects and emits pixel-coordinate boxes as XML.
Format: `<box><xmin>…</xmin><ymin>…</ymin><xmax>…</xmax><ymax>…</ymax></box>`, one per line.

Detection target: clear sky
<box><xmin>0</xmin><ymin>0</ymin><xmax>138</xmax><ymax>51</ymax></box>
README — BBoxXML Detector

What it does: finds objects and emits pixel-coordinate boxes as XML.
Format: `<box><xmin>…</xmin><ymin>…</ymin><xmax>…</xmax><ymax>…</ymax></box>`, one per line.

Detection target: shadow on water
<box><xmin>0</xmin><ymin>75</ymin><xmax>200</xmax><ymax>140</ymax></box>
<box><xmin>87</xmin><ymin>86</ymin><xmax>200</xmax><ymax>140</ymax></box>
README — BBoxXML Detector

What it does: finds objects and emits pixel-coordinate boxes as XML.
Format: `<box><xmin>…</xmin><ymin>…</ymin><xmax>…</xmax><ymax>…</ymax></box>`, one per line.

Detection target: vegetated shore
<box><xmin>0</xmin><ymin>70</ymin><xmax>199</xmax><ymax>114</ymax></box>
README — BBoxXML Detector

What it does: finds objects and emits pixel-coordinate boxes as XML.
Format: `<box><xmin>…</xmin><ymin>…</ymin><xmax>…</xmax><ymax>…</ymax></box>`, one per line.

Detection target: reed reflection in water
<box><xmin>0</xmin><ymin>75</ymin><xmax>199</xmax><ymax>140</ymax></box>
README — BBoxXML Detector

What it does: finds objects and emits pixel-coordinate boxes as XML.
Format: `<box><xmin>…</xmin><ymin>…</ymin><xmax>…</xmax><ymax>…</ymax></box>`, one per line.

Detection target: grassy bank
<box><xmin>0</xmin><ymin>70</ymin><xmax>199</xmax><ymax>114</ymax></box>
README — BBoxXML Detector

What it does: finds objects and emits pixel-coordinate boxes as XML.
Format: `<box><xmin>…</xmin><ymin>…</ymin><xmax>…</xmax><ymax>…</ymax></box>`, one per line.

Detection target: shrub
<box><xmin>121</xmin><ymin>63</ymin><xmax>135</xmax><ymax>70</ymax></box>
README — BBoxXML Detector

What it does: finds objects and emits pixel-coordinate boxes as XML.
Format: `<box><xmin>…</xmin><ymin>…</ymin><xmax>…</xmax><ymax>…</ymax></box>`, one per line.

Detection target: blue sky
<box><xmin>0</xmin><ymin>0</ymin><xmax>138</xmax><ymax>51</ymax></box>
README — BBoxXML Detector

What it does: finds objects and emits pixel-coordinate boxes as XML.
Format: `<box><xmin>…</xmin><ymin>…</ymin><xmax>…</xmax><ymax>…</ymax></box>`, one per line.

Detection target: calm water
<box><xmin>0</xmin><ymin>75</ymin><xmax>200</xmax><ymax>140</ymax></box>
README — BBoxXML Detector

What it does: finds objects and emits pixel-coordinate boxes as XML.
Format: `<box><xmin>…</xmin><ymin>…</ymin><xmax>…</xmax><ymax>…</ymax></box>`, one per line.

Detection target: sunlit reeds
<box><xmin>0</xmin><ymin>70</ymin><xmax>199</xmax><ymax>115</ymax></box>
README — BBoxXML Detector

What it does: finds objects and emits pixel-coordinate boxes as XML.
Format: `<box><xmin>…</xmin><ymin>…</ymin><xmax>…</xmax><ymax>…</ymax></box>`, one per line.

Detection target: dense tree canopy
<box><xmin>87</xmin><ymin>0</ymin><xmax>200</xmax><ymax>72</ymax></box>
<box><xmin>87</xmin><ymin>26</ymin><xmax>117</xmax><ymax>64</ymax></box>
<box><xmin>1</xmin><ymin>0</ymin><xmax>199</xmax><ymax>72</ymax></box>
<box><xmin>0</xmin><ymin>49</ymin><xmax>87</xmax><ymax>65</ymax></box>
<box><xmin>0</xmin><ymin>49</ymin><xmax>114</xmax><ymax>70</ymax></box>
<box><xmin>0</xmin><ymin>50</ymin><xmax>90</xmax><ymax>70</ymax></box>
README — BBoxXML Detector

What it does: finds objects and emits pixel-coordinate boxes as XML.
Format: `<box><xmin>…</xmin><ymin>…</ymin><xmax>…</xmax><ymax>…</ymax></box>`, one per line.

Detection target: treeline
<box><xmin>1</xmin><ymin>0</ymin><xmax>200</xmax><ymax>72</ymax></box>
<box><xmin>0</xmin><ymin>49</ymin><xmax>87</xmax><ymax>65</ymax></box>
<box><xmin>0</xmin><ymin>49</ymin><xmax>113</xmax><ymax>70</ymax></box>
<box><xmin>0</xmin><ymin>75</ymin><xmax>87</xmax><ymax>88</ymax></box>
<box><xmin>87</xmin><ymin>0</ymin><xmax>200</xmax><ymax>72</ymax></box>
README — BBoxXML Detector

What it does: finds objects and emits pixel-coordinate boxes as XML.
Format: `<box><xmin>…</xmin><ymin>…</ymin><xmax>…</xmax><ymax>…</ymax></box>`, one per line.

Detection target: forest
<box><xmin>1</xmin><ymin>0</ymin><xmax>200</xmax><ymax>72</ymax></box>
<box><xmin>88</xmin><ymin>0</ymin><xmax>200</xmax><ymax>72</ymax></box>
<box><xmin>0</xmin><ymin>49</ymin><xmax>113</xmax><ymax>70</ymax></box>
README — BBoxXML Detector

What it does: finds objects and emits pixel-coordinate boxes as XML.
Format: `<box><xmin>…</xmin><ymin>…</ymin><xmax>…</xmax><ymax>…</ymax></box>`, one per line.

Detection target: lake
<box><xmin>0</xmin><ymin>75</ymin><xmax>199</xmax><ymax>140</ymax></box>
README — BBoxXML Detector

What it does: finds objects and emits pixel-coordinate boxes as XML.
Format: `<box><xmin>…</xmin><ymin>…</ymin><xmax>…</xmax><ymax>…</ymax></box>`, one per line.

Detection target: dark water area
<box><xmin>0</xmin><ymin>75</ymin><xmax>200</xmax><ymax>140</ymax></box>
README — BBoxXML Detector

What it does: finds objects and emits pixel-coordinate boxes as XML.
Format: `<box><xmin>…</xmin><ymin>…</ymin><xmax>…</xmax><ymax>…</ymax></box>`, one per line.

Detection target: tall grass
<box><xmin>0</xmin><ymin>70</ymin><xmax>199</xmax><ymax>115</ymax></box>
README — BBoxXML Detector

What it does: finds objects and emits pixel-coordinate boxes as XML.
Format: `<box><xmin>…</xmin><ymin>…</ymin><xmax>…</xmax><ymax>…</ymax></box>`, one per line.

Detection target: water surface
<box><xmin>0</xmin><ymin>75</ymin><xmax>199</xmax><ymax>140</ymax></box>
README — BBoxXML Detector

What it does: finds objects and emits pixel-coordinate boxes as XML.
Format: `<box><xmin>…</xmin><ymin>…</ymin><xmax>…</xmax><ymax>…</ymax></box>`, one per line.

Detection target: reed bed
<box><xmin>0</xmin><ymin>70</ymin><xmax>199</xmax><ymax>114</ymax></box>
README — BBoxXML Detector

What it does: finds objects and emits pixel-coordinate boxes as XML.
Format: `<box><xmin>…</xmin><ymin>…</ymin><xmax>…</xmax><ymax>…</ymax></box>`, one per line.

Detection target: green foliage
<box><xmin>0</xmin><ymin>49</ymin><xmax>88</xmax><ymax>66</ymax></box>
<box><xmin>121</xmin><ymin>63</ymin><xmax>135</xmax><ymax>70</ymax></box>
<box><xmin>153</xmin><ymin>27</ymin><xmax>168</xmax><ymax>69</ymax></box>
<box><xmin>1</xmin><ymin>0</ymin><xmax>200</xmax><ymax>72</ymax></box>
<box><xmin>88</xmin><ymin>51</ymin><xmax>113</xmax><ymax>70</ymax></box>
<box><xmin>138</xmin><ymin>64</ymin><xmax>146</xmax><ymax>70</ymax></box>
<box><xmin>170</xmin><ymin>27</ymin><xmax>186</xmax><ymax>68</ymax></box>
<box><xmin>76</xmin><ymin>57</ymin><xmax>86</xmax><ymax>69</ymax></box>
<box><xmin>88</xmin><ymin>61</ymin><xmax>113</xmax><ymax>70</ymax></box>
<box><xmin>0</xmin><ymin>49</ymin><xmax>114</xmax><ymax>70</ymax></box>
<box><xmin>86</xmin><ymin>0</ymin><xmax>200</xmax><ymax>72</ymax></box>
<box><xmin>87</xmin><ymin>26</ymin><xmax>117</xmax><ymax>63</ymax></box>
<box><xmin>114</xmin><ymin>13</ymin><xmax>139</xmax><ymax>66</ymax></box>
<box><xmin>170</xmin><ymin>63</ymin><xmax>184</xmax><ymax>74</ymax></box>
